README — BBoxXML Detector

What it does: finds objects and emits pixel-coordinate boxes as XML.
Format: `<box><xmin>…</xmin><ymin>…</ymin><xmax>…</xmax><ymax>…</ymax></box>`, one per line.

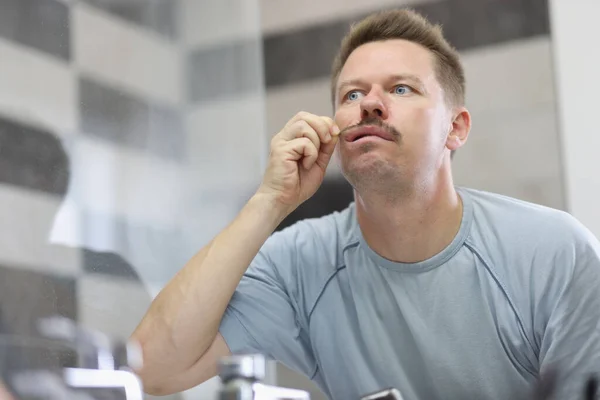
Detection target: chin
<box><xmin>341</xmin><ymin>157</ymin><xmax>403</xmax><ymax>192</ymax></box>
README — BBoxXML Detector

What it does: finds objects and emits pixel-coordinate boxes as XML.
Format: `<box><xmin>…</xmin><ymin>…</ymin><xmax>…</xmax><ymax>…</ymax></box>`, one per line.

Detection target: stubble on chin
<box><xmin>341</xmin><ymin>153</ymin><xmax>410</xmax><ymax>199</ymax></box>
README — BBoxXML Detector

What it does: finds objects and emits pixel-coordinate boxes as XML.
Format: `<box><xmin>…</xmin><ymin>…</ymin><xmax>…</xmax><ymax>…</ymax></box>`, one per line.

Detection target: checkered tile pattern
<box><xmin>0</xmin><ymin>0</ymin><xmax>265</xmax><ymax>398</ymax></box>
<box><xmin>0</xmin><ymin>0</ymin><xmax>561</xmax><ymax>399</ymax></box>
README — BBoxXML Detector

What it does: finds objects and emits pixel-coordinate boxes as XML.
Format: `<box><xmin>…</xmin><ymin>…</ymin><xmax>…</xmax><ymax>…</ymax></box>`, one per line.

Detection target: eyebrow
<box><xmin>337</xmin><ymin>74</ymin><xmax>426</xmax><ymax>94</ymax></box>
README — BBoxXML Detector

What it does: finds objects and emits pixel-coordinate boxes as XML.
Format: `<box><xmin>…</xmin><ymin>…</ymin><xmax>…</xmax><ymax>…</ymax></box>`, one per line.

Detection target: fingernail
<box><xmin>332</xmin><ymin>125</ymin><xmax>341</xmax><ymax>136</ymax></box>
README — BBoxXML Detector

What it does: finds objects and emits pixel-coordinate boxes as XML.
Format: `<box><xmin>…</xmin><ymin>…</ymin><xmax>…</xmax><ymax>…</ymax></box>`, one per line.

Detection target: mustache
<box><xmin>339</xmin><ymin>118</ymin><xmax>401</xmax><ymax>140</ymax></box>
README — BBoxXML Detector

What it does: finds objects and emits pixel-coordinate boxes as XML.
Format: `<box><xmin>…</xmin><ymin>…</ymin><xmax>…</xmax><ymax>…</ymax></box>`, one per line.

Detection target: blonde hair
<box><xmin>331</xmin><ymin>9</ymin><xmax>465</xmax><ymax>108</ymax></box>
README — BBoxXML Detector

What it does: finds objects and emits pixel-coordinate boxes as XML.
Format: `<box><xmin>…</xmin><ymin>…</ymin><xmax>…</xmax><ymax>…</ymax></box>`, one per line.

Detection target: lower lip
<box><xmin>348</xmin><ymin>135</ymin><xmax>392</xmax><ymax>144</ymax></box>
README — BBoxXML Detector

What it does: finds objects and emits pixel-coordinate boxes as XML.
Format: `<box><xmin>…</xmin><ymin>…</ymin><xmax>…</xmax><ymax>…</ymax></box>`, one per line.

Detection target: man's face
<box><xmin>333</xmin><ymin>39</ymin><xmax>455</xmax><ymax>192</ymax></box>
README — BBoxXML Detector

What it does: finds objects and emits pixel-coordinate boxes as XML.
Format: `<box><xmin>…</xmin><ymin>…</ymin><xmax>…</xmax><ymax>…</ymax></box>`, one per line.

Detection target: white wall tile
<box><xmin>0</xmin><ymin>185</ymin><xmax>82</xmax><ymax>276</ymax></box>
<box><xmin>462</xmin><ymin>36</ymin><xmax>556</xmax><ymax>115</ymax></box>
<box><xmin>78</xmin><ymin>274</ymin><xmax>152</xmax><ymax>340</ymax></box>
<box><xmin>59</xmin><ymin>135</ymin><xmax>189</xmax><ymax>229</ymax></box>
<box><xmin>73</xmin><ymin>3</ymin><xmax>182</xmax><ymax>106</ymax></box>
<box><xmin>186</xmin><ymin>94</ymin><xmax>268</xmax><ymax>190</ymax></box>
<box><xmin>0</xmin><ymin>38</ymin><xmax>77</xmax><ymax>135</ymax></box>
<box><xmin>260</xmin><ymin>0</ymin><xmax>443</xmax><ymax>35</ymax></box>
<box><xmin>181</xmin><ymin>0</ymin><xmax>262</xmax><ymax>50</ymax></box>
<box><xmin>266</xmin><ymin>77</ymin><xmax>333</xmax><ymax>136</ymax></box>
<box><xmin>453</xmin><ymin>103</ymin><xmax>564</xmax><ymax>209</ymax></box>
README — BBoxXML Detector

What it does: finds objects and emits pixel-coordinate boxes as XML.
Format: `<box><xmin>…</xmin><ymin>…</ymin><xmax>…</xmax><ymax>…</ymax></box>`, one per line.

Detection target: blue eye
<box><xmin>394</xmin><ymin>85</ymin><xmax>412</xmax><ymax>95</ymax></box>
<box><xmin>345</xmin><ymin>90</ymin><xmax>363</xmax><ymax>102</ymax></box>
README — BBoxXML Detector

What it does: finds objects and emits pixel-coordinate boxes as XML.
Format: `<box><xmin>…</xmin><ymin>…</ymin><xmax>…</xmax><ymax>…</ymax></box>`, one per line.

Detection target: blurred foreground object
<box><xmin>218</xmin><ymin>353</ymin><xmax>311</xmax><ymax>400</ymax></box>
<box><xmin>0</xmin><ymin>316</ymin><xmax>143</xmax><ymax>399</ymax></box>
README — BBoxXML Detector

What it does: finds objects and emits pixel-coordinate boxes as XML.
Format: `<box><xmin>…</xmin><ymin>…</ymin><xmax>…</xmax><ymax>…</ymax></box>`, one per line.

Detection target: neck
<box><xmin>355</xmin><ymin>170</ymin><xmax>463</xmax><ymax>263</ymax></box>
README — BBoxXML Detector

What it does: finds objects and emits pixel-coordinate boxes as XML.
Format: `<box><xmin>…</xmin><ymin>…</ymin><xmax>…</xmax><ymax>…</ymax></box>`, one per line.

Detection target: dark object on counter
<box><xmin>585</xmin><ymin>375</ymin><xmax>598</xmax><ymax>400</ymax></box>
<box><xmin>533</xmin><ymin>368</ymin><xmax>558</xmax><ymax>400</ymax></box>
<box><xmin>275</xmin><ymin>179</ymin><xmax>354</xmax><ymax>232</ymax></box>
<box><xmin>533</xmin><ymin>368</ymin><xmax>599</xmax><ymax>400</ymax></box>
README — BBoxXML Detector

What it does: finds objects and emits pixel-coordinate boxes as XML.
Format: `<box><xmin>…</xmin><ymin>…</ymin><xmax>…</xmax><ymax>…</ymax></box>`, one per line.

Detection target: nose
<box><xmin>360</xmin><ymin>89</ymin><xmax>389</xmax><ymax>120</ymax></box>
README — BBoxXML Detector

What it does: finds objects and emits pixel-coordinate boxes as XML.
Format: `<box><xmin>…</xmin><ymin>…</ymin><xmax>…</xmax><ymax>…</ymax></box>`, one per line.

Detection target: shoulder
<box><xmin>461</xmin><ymin>188</ymin><xmax>600</xmax><ymax>325</ymax></box>
<box><xmin>462</xmin><ymin>187</ymin><xmax>594</xmax><ymax>247</ymax></box>
<box><xmin>461</xmin><ymin>187</ymin><xmax>600</xmax><ymax>279</ymax></box>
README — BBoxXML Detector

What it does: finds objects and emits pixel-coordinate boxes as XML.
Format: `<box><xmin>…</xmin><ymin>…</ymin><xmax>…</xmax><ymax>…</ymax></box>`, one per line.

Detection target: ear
<box><xmin>446</xmin><ymin>107</ymin><xmax>471</xmax><ymax>151</ymax></box>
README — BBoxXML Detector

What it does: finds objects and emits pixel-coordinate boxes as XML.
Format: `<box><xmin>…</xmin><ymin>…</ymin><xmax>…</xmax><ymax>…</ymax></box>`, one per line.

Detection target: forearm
<box><xmin>131</xmin><ymin>193</ymin><xmax>288</xmax><ymax>382</ymax></box>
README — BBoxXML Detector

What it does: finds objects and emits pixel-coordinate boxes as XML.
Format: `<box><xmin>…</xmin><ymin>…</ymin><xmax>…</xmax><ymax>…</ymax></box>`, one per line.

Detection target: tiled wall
<box><xmin>0</xmin><ymin>0</ymin><xmax>563</xmax><ymax>398</ymax></box>
<box><xmin>0</xmin><ymin>0</ymin><xmax>266</xmax><ymax>398</ymax></box>
<box><xmin>258</xmin><ymin>0</ymin><xmax>563</xmax><ymax>398</ymax></box>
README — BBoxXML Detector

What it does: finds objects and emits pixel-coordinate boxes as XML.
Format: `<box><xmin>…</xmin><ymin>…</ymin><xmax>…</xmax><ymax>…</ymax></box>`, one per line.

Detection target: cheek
<box><xmin>390</xmin><ymin>106</ymin><xmax>431</xmax><ymax>134</ymax></box>
<box><xmin>409</xmin><ymin>106</ymin><xmax>445</xmax><ymax>136</ymax></box>
<box><xmin>334</xmin><ymin>107</ymin><xmax>358</xmax><ymax>129</ymax></box>
<box><xmin>416</xmin><ymin>106</ymin><xmax>438</xmax><ymax>126</ymax></box>
<box><xmin>397</xmin><ymin>107</ymin><xmax>444</xmax><ymax>149</ymax></box>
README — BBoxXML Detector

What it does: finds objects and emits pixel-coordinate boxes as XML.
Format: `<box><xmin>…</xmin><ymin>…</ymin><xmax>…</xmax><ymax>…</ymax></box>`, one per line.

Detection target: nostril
<box><xmin>361</xmin><ymin>108</ymin><xmax>383</xmax><ymax>118</ymax></box>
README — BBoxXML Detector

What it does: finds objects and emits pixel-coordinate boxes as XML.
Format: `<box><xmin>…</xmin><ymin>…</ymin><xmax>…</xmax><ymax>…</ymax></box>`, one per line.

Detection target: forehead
<box><xmin>338</xmin><ymin>39</ymin><xmax>437</xmax><ymax>87</ymax></box>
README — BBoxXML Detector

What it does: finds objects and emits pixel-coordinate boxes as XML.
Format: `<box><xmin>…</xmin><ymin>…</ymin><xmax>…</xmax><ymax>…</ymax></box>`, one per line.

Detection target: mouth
<box><xmin>351</xmin><ymin>133</ymin><xmax>372</xmax><ymax>142</ymax></box>
<box><xmin>351</xmin><ymin>134</ymin><xmax>385</xmax><ymax>142</ymax></box>
<box><xmin>344</xmin><ymin>126</ymin><xmax>396</xmax><ymax>143</ymax></box>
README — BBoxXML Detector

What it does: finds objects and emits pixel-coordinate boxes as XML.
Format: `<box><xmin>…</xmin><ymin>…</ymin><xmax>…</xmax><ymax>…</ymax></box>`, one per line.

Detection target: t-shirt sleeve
<box><xmin>537</xmin><ymin>218</ymin><xmax>600</xmax><ymax>398</ymax></box>
<box><xmin>218</xmin><ymin>232</ymin><xmax>317</xmax><ymax>378</ymax></box>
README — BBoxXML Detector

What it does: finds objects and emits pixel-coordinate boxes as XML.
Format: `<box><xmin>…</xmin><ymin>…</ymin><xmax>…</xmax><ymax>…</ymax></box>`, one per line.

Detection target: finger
<box><xmin>288</xmin><ymin>120</ymin><xmax>321</xmax><ymax>151</ymax></box>
<box><xmin>303</xmin><ymin>114</ymin><xmax>333</xmax><ymax>144</ymax></box>
<box><xmin>315</xmin><ymin>134</ymin><xmax>339</xmax><ymax>170</ymax></box>
<box><xmin>320</xmin><ymin>116</ymin><xmax>340</xmax><ymax>137</ymax></box>
<box><xmin>286</xmin><ymin>112</ymin><xmax>332</xmax><ymax>144</ymax></box>
<box><xmin>283</xmin><ymin>137</ymin><xmax>318</xmax><ymax>169</ymax></box>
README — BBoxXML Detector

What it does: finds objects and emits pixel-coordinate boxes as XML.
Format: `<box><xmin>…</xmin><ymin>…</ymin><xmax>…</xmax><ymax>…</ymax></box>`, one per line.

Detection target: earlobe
<box><xmin>446</xmin><ymin>107</ymin><xmax>471</xmax><ymax>151</ymax></box>
<box><xmin>446</xmin><ymin>133</ymin><xmax>462</xmax><ymax>151</ymax></box>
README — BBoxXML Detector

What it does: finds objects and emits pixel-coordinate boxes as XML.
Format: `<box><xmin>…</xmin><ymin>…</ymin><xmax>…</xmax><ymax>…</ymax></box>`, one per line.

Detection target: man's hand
<box><xmin>257</xmin><ymin>112</ymin><xmax>340</xmax><ymax>214</ymax></box>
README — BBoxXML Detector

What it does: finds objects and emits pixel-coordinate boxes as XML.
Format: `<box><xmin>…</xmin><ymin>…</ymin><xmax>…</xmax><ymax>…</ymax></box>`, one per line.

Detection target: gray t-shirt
<box><xmin>219</xmin><ymin>187</ymin><xmax>600</xmax><ymax>400</ymax></box>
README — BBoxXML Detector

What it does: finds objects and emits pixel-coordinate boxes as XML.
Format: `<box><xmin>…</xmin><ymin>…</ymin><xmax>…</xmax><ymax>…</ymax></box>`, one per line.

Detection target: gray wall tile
<box><xmin>0</xmin><ymin>265</ymin><xmax>77</xmax><ymax>375</ymax></box>
<box><xmin>263</xmin><ymin>20</ymin><xmax>348</xmax><ymax>89</ymax></box>
<box><xmin>420</xmin><ymin>0</ymin><xmax>550</xmax><ymax>52</ymax></box>
<box><xmin>83</xmin><ymin>248</ymin><xmax>142</xmax><ymax>281</ymax></box>
<box><xmin>263</xmin><ymin>0</ymin><xmax>550</xmax><ymax>88</ymax></box>
<box><xmin>188</xmin><ymin>39</ymin><xmax>263</xmax><ymax>104</ymax></box>
<box><xmin>79</xmin><ymin>76</ymin><xmax>185</xmax><ymax>160</ymax></box>
<box><xmin>0</xmin><ymin>0</ymin><xmax>70</xmax><ymax>61</ymax></box>
<box><xmin>81</xmin><ymin>0</ymin><xmax>179</xmax><ymax>40</ymax></box>
<box><xmin>0</xmin><ymin>116</ymin><xmax>69</xmax><ymax>196</ymax></box>
<box><xmin>0</xmin><ymin>266</ymin><xmax>77</xmax><ymax>336</ymax></box>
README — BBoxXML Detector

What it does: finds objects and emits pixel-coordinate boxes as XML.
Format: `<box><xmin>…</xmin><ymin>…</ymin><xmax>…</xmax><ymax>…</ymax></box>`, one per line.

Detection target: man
<box><xmin>132</xmin><ymin>8</ymin><xmax>600</xmax><ymax>400</ymax></box>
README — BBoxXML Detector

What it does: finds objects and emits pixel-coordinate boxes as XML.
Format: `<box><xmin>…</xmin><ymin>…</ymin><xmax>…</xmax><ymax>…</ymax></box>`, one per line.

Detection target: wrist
<box><xmin>247</xmin><ymin>192</ymin><xmax>292</xmax><ymax>229</ymax></box>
